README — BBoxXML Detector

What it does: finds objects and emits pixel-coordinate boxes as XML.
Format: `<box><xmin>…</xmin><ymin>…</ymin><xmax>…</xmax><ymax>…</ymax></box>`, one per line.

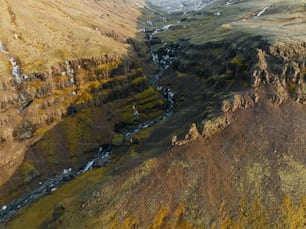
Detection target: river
<box><xmin>0</xmin><ymin>21</ymin><xmax>176</xmax><ymax>223</ymax></box>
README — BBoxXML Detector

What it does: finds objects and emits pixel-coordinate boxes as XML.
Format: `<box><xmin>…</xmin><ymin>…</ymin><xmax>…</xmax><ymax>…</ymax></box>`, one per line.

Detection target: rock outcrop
<box><xmin>221</xmin><ymin>92</ymin><xmax>259</xmax><ymax>113</ymax></box>
<box><xmin>172</xmin><ymin>123</ymin><xmax>201</xmax><ymax>146</ymax></box>
<box><xmin>170</xmin><ymin>37</ymin><xmax>306</xmax><ymax>144</ymax></box>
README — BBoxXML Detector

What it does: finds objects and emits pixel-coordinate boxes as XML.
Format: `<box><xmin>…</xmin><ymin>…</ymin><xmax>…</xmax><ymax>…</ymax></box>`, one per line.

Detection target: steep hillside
<box><xmin>0</xmin><ymin>0</ymin><xmax>144</xmax><ymax>71</ymax></box>
<box><xmin>2</xmin><ymin>0</ymin><xmax>306</xmax><ymax>228</ymax></box>
<box><xmin>0</xmin><ymin>0</ymin><xmax>168</xmax><ymax>202</ymax></box>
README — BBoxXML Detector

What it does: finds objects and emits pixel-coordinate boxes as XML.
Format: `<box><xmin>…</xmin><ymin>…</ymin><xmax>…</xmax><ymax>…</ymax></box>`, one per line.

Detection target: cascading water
<box><xmin>0</xmin><ymin>16</ymin><xmax>177</xmax><ymax>223</ymax></box>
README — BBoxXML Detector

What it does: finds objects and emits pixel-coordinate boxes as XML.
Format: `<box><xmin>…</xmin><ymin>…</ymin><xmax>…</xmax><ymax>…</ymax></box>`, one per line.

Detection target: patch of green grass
<box><xmin>21</xmin><ymin>160</ymin><xmax>36</xmax><ymax>176</ymax></box>
<box><xmin>40</xmin><ymin>132</ymin><xmax>57</xmax><ymax>164</ymax></box>
<box><xmin>133</xmin><ymin>125</ymin><xmax>155</xmax><ymax>142</ymax></box>
<box><xmin>112</xmin><ymin>133</ymin><xmax>124</xmax><ymax>145</ymax></box>
<box><xmin>63</xmin><ymin>109</ymin><xmax>94</xmax><ymax>158</ymax></box>
<box><xmin>75</xmin><ymin>91</ymin><xmax>93</xmax><ymax>104</ymax></box>
<box><xmin>111</xmin><ymin>86</ymin><xmax>166</xmax><ymax>126</ymax></box>
<box><xmin>231</xmin><ymin>56</ymin><xmax>244</xmax><ymax>67</ymax></box>
<box><xmin>9</xmin><ymin>167</ymin><xmax>110</xmax><ymax>229</ymax></box>
<box><xmin>132</xmin><ymin>76</ymin><xmax>146</xmax><ymax>85</ymax></box>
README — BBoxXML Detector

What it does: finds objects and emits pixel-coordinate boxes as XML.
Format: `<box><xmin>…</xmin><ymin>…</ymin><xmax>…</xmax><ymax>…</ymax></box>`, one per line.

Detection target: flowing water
<box><xmin>0</xmin><ymin>21</ymin><xmax>176</xmax><ymax>223</ymax></box>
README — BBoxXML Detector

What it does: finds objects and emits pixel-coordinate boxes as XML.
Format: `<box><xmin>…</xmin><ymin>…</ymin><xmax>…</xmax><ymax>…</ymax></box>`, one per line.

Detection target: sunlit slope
<box><xmin>0</xmin><ymin>0</ymin><xmax>144</xmax><ymax>72</ymax></box>
<box><xmin>148</xmin><ymin>0</ymin><xmax>306</xmax><ymax>44</ymax></box>
<box><xmin>0</xmin><ymin>0</ymin><xmax>146</xmax><ymax>188</ymax></box>
<box><xmin>4</xmin><ymin>0</ymin><xmax>306</xmax><ymax>228</ymax></box>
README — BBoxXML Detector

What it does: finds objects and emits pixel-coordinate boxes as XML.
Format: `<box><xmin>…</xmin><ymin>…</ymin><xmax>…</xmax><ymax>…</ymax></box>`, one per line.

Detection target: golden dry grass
<box><xmin>3</xmin><ymin>0</ymin><xmax>306</xmax><ymax>228</ymax></box>
<box><xmin>0</xmin><ymin>0</ymin><xmax>144</xmax><ymax>72</ymax></box>
<box><xmin>0</xmin><ymin>0</ymin><xmax>146</xmax><ymax>194</ymax></box>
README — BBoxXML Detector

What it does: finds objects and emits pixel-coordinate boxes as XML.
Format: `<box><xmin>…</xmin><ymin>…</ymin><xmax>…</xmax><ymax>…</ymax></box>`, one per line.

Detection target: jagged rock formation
<box><xmin>170</xmin><ymin>37</ymin><xmax>306</xmax><ymax>141</ymax></box>
<box><xmin>172</xmin><ymin>123</ymin><xmax>201</xmax><ymax>146</ymax></box>
<box><xmin>0</xmin><ymin>54</ymin><xmax>120</xmax><ymax>146</ymax></box>
<box><xmin>0</xmin><ymin>0</ymin><xmax>165</xmax><ymax>197</ymax></box>
<box><xmin>2</xmin><ymin>0</ymin><xmax>306</xmax><ymax>228</ymax></box>
<box><xmin>0</xmin><ymin>54</ymin><xmax>167</xmax><ymax>200</ymax></box>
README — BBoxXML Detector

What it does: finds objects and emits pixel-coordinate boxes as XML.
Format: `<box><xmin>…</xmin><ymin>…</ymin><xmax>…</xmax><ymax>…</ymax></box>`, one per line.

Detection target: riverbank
<box><xmin>3</xmin><ymin>0</ymin><xmax>306</xmax><ymax>227</ymax></box>
<box><xmin>0</xmin><ymin>19</ymin><xmax>176</xmax><ymax>224</ymax></box>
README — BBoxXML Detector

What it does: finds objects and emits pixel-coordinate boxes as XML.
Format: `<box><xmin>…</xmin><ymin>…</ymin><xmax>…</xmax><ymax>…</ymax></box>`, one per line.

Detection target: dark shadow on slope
<box><xmin>0</xmin><ymin>38</ymin><xmax>167</xmax><ymax>207</ymax></box>
<box><xmin>1</xmin><ymin>1</ymin><xmax>306</xmax><ymax>227</ymax></box>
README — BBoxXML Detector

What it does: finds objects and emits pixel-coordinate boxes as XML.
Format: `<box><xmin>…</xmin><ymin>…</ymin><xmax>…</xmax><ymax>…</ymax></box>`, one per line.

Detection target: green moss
<box><xmin>88</xmin><ymin>81</ymin><xmax>103</xmax><ymax>91</ymax></box>
<box><xmin>129</xmin><ymin>149</ymin><xmax>140</xmax><ymax>158</ymax></box>
<box><xmin>21</xmin><ymin>160</ymin><xmax>36</xmax><ymax>176</ymax></box>
<box><xmin>35</xmin><ymin>126</ymin><xmax>49</xmax><ymax>137</ymax></box>
<box><xmin>279</xmin><ymin>156</ymin><xmax>306</xmax><ymax>198</ymax></box>
<box><xmin>74</xmin><ymin>91</ymin><xmax>93</xmax><ymax>104</ymax></box>
<box><xmin>137</xmin><ymin>99</ymin><xmax>164</xmax><ymax>112</ymax></box>
<box><xmin>288</xmin><ymin>82</ymin><xmax>298</xmax><ymax>96</ymax></box>
<box><xmin>9</xmin><ymin>167</ymin><xmax>110</xmax><ymax>229</ymax></box>
<box><xmin>121</xmin><ymin>158</ymin><xmax>158</xmax><ymax>191</ymax></box>
<box><xmin>112</xmin><ymin>133</ymin><xmax>124</xmax><ymax>145</ymax></box>
<box><xmin>132</xmin><ymin>76</ymin><xmax>146</xmax><ymax>85</ymax></box>
<box><xmin>134</xmin><ymin>86</ymin><xmax>156</xmax><ymax>100</ymax></box>
<box><xmin>40</xmin><ymin>132</ymin><xmax>57</xmax><ymax>164</ymax></box>
<box><xmin>231</xmin><ymin>56</ymin><xmax>244</xmax><ymax>67</ymax></box>
<box><xmin>111</xmin><ymin>86</ymin><xmax>166</xmax><ymax>126</ymax></box>
<box><xmin>20</xmin><ymin>160</ymin><xmax>40</xmax><ymax>183</ymax></box>
<box><xmin>133</xmin><ymin>125</ymin><xmax>155</xmax><ymax>142</ymax></box>
<box><xmin>206</xmin><ymin>74</ymin><xmax>229</xmax><ymax>85</ymax></box>
<box><xmin>63</xmin><ymin>110</ymin><xmax>94</xmax><ymax>158</ymax></box>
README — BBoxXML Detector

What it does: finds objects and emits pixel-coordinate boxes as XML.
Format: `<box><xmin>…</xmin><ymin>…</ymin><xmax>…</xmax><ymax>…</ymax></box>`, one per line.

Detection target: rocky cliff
<box><xmin>2</xmin><ymin>0</ymin><xmax>306</xmax><ymax>228</ymax></box>
<box><xmin>0</xmin><ymin>0</ymin><xmax>167</xmax><ymax>200</ymax></box>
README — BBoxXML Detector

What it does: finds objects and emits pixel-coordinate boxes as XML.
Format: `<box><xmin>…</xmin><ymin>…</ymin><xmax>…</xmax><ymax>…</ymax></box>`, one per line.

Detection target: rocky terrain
<box><xmin>0</xmin><ymin>0</ymin><xmax>306</xmax><ymax>228</ymax></box>
<box><xmin>0</xmin><ymin>0</ymin><xmax>167</xmax><ymax>201</ymax></box>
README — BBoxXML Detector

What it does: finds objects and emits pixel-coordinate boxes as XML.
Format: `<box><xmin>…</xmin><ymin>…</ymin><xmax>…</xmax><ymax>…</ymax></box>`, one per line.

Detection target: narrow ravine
<box><xmin>0</xmin><ymin>22</ymin><xmax>177</xmax><ymax>223</ymax></box>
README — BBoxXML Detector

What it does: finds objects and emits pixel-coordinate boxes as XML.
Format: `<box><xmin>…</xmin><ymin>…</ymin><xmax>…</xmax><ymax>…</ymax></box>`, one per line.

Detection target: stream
<box><xmin>0</xmin><ymin>40</ymin><xmax>23</xmax><ymax>85</ymax></box>
<box><xmin>0</xmin><ymin>20</ymin><xmax>176</xmax><ymax>223</ymax></box>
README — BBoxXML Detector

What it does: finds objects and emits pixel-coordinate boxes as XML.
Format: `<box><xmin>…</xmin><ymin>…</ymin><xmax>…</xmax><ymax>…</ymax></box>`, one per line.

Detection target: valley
<box><xmin>0</xmin><ymin>0</ymin><xmax>305</xmax><ymax>228</ymax></box>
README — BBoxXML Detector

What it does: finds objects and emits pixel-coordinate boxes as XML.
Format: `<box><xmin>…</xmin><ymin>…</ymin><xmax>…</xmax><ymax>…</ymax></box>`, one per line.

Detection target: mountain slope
<box><xmin>0</xmin><ymin>0</ymin><xmax>143</xmax><ymax>71</ymax></box>
<box><xmin>0</xmin><ymin>0</ymin><xmax>166</xmax><ymax>200</ymax></box>
<box><xmin>3</xmin><ymin>0</ymin><xmax>306</xmax><ymax>228</ymax></box>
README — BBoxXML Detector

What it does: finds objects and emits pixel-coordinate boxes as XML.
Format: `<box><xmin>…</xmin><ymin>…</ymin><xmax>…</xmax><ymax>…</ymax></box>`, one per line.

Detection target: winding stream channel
<box><xmin>0</xmin><ymin>23</ymin><xmax>176</xmax><ymax>223</ymax></box>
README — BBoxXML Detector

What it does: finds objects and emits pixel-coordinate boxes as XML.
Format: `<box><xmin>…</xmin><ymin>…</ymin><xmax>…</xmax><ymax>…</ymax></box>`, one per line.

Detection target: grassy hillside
<box><xmin>3</xmin><ymin>0</ymin><xmax>306</xmax><ymax>228</ymax></box>
<box><xmin>0</xmin><ymin>0</ymin><xmax>168</xmax><ymax>200</ymax></box>
<box><xmin>0</xmin><ymin>0</ymin><xmax>144</xmax><ymax>72</ymax></box>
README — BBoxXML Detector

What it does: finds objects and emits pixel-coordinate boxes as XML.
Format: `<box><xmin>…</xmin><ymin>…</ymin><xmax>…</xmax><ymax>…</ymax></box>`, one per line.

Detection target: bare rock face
<box><xmin>13</xmin><ymin>120</ymin><xmax>36</xmax><ymax>141</ymax></box>
<box><xmin>188</xmin><ymin>123</ymin><xmax>201</xmax><ymax>141</ymax></box>
<box><xmin>171</xmin><ymin>38</ymin><xmax>306</xmax><ymax>149</ymax></box>
<box><xmin>249</xmin><ymin>44</ymin><xmax>306</xmax><ymax>105</ymax></box>
<box><xmin>171</xmin><ymin>135</ymin><xmax>177</xmax><ymax>146</ymax></box>
<box><xmin>202</xmin><ymin>116</ymin><xmax>229</xmax><ymax>138</ymax></box>
<box><xmin>172</xmin><ymin>123</ymin><xmax>201</xmax><ymax>146</ymax></box>
<box><xmin>221</xmin><ymin>92</ymin><xmax>259</xmax><ymax>113</ymax></box>
<box><xmin>250</xmin><ymin>68</ymin><xmax>263</xmax><ymax>88</ymax></box>
<box><xmin>0</xmin><ymin>54</ymin><xmax>122</xmax><ymax>145</ymax></box>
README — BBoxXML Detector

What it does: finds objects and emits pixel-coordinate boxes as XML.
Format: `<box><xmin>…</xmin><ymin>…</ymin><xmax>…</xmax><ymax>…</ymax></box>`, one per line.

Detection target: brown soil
<box><xmin>10</xmin><ymin>93</ymin><xmax>304</xmax><ymax>228</ymax></box>
<box><xmin>3</xmin><ymin>0</ymin><xmax>306</xmax><ymax>228</ymax></box>
<box><xmin>70</xmin><ymin>96</ymin><xmax>306</xmax><ymax>228</ymax></box>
